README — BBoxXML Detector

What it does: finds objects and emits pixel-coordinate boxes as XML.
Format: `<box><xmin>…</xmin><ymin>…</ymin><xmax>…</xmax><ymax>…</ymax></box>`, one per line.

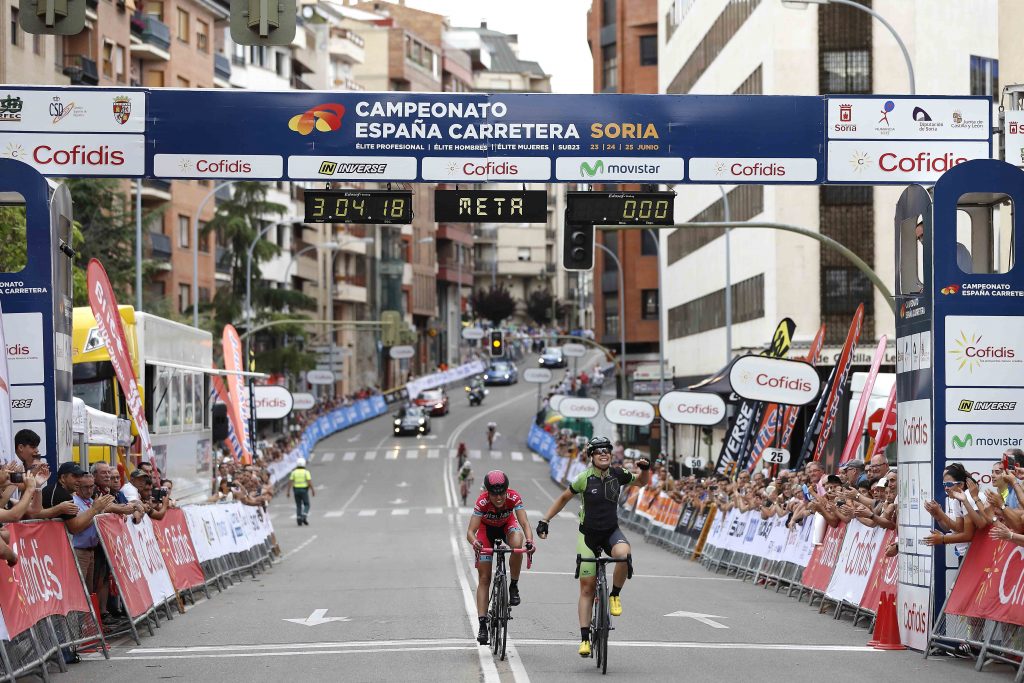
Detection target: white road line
<box><xmin>392</xmin><ymin>508</ymin><xmax>410</xmax><ymax>516</ymax></box>
<box><xmin>127</xmin><ymin>638</ymin><xmax>475</xmax><ymax>654</ymax></box>
<box><xmin>470</xmin><ymin>450</ymin><xmax>482</xmax><ymax>459</ymax></box>
<box><xmin>386</xmin><ymin>450</ymin><xmax>399</xmax><ymax>460</ymax></box>
<box><xmin>282</xmin><ymin>535</ymin><xmax>318</xmax><ymax>560</ymax></box>
<box><xmin>531</xmin><ymin>453</ymin><xmax>545</xmax><ymax>463</ymax></box>
<box><xmin>365</xmin><ymin>451</ymin><xmax>377</xmax><ymax>460</ymax></box>
<box><xmin>322</xmin><ymin>452</ymin><xmax>336</xmax><ymax>463</ymax></box>
<box><xmin>511</xmin><ymin>640</ymin><xmax>881</xmax><ymax>653</ymax></box>
<box><xmin>531</xmin><ymin>478</ymin><xmax>557</xmax><ymax>503</ymax></box>
<box><xmin>343</xmin><ymin>452</ymin><xmax>356</xmax><ymax>461</ymax></box>
<box><xmin>428</xmin><ymin>449</ymin><xmax>440</xmax><ymax>459</ymax></box>
<box><xmin>491</xmin><ymin>450</ymin><xmax>503</xmax><ymax>459</ymax></box>
<box><xmin>426</xmin><ymin>507</ymin><xmax>443</xmax><ymax>515</ymax></box>
<box><xmin>103</xmin><ymin>647</ymin><xmax>477</xmax><ymax>661</ymax></box>
<box><xmin>449</xmin><ymin>448</ymin><xmax>458</xmax><ymax>459</ymax></box>
<box><xmin>323</xmin><ymin>511</ymin><xmax>345</xmax><ymax>518</ymax></box>
<box><xmin>406</xmin><ymin>450</ymin><xmax>419</xmax><ymax>459</ymax></box>
<box><xmin>511</xmin><ymin>451</ymin><xmax>523</xmax><ymax>461</ymax></box>
<box><xmin>357</xmin><ymin>509</ymin><xmax>377</xmax><ymax>517</ymax></box>
<box><xmin>526</xmin><ymin>571</ymin><xmax>737</xmax><ymax>581</ymax></box>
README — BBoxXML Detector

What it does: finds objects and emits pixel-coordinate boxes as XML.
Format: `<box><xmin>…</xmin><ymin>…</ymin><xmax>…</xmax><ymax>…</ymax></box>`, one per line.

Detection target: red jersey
<box><xmin>473</xmin><ymin>488</ymin><xmax>525</xmax><ymax>527</ymax></box>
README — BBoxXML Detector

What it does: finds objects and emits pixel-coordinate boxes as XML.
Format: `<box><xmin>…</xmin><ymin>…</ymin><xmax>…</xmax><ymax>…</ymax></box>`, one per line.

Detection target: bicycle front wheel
<box><xmin>490</xmin><ymin>578</ymin><xmax>505</xmax><ymax>656</ymax></box>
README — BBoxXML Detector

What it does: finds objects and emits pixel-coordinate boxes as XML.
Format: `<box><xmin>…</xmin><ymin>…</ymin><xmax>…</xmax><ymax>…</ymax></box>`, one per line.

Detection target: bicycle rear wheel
<box><xmin>499</xmin><ymin>590</ymin><xmax>509</xmax><ymax>661</ymax></box>
<box><xmin>490</xmin><ymin>576</ymin><xmax>505</xmax><ymax>656</ymax></box>
<box><xmin>596</xmin><ymin>576</ymin><xmax>609</xmax><ymax>673</ymax></box>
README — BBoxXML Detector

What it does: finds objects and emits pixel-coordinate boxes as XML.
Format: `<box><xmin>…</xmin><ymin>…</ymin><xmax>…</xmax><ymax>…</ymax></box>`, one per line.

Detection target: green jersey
<box><xmin>568</xmin><ymin>465</ymin><xmax>635</xmax><ymax>533</ymax></box>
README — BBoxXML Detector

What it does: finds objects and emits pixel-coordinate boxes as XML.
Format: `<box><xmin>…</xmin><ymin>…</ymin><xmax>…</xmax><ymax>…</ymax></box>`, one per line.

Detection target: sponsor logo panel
<box><xmin>287</xmin><ymin>156</ymin><xmax>417</xmax><ymax>180</ymax></box>
<box><xmin>945</xmin><ymin>388</ymin><xmax>1024</xmax><ymax>423</ymax></box>
<box><xmin>826</xmin><ymin>98</ymin><xmax>989</xmax><ymax>140</ymax></box>
<box><xmin>554</xmin><ymin>156</ymin><xmax>684</xmax><ymax>181</ymax></box>
<box><xmin>688</xmin><ymin>157</ymin><xmax>817</xmax><ymax>182</ymax></box>
<box><xmin>0</xmin><ymin>90</ymin><xmax>145</xmax><ymax>132</ymax></box>
<box><xmin>10</xmin><ymin>385</ymin><xmax>45</xmax><ymax>421</ymax></box>
<box><xmin>153</xmin><ymin>154</ymin><xmax>283</xmax><ymax>178</ymax></box>
<box><xmin>728</xmin><ymin>356</ymin><xmax>820</xmax><ymax>405</ymax></box>
<box><xmin>0</xmin><ymin>133</ymin><xmax>145</xmax><ymax>176</ymax></box>
<box><xmin>421</xmin><ymin>157</ymin><xmax>551</xmax><ymax>181</ymax></box>
<box><xmin>945</xmin><ymin>316</ymin><xmax>1024</xmax><ymax>387</ymax></box>
<box><xmin>947</xmin><ymin>424</ymin><xmax>1024</xmax><ymax>459</ymax></box>
<box><xmin>896</xmin><ymin>399</ymin><xmax>931</xmax><ymax>464</ymax></box>
<box><xmin>3</xmin><ymin>312</ymin><xmax>44</xmax><ymax>385</ymax></box>
<box><xmin>827</xmin><ymin>140</ymin><xmax>989</xmax><ymax>183</ymax></box>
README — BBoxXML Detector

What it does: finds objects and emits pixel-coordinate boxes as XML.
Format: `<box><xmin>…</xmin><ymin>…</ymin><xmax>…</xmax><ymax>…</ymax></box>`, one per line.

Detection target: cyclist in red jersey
<box><xmin>466</xmin><ymin>470</ymin><xmax>534</xmax><ymax>645</ymax></box>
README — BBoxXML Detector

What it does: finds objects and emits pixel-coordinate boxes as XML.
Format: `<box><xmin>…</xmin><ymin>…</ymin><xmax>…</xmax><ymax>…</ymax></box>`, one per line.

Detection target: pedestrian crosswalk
<box><xmin>308</xmin><ymin>447</ymin><xmax>535</xmax><ymax>463</ymax></box>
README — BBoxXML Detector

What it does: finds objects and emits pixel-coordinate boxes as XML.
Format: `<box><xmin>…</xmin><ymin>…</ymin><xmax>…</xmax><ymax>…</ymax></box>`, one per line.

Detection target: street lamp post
<box><xmin>645</xmin><ymin>229</ymin><xmax>669</xmax><ymax>457</ymax></box>
<box><xmin>721</xmin><ymin>186</ymin><xmax>732</xmax><ymax>366</ymax></box>
<box><xmin>192</xmin><ymin>181</ymin><xmax>236</xmax><ymax>328</ymax></box>
<box><xmin>782</xmin><ymin>0</ymin><xmax>915</xmax><ymax>94</ymax></box>
<box><xmin>594</xmin><ymin>242</ymin><xmax>626</xmax><ymax>401</ymax></box>
<box><xmin>244</xmin><ymin>218</ymin><xmax>301</xmax><ymax>362</ymax></box>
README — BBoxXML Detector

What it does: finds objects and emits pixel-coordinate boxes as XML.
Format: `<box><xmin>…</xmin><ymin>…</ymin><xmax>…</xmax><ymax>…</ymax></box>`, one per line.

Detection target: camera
<box><xmin>152</xmin><ymin>487</ymin><xmax>168</xmax><ymax>503</ymax></box>
<box><xmin>9</xmin><ymin>473</ymin><xmax>23</xmax><ymax>484</ymax></box>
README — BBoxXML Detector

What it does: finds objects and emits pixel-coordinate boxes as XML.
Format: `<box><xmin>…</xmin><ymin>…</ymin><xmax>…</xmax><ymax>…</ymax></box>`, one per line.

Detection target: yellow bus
<box><xmin>72</xmin><ymin>306</ymin><xmax>214</xmax><ymax>502</ymax></box>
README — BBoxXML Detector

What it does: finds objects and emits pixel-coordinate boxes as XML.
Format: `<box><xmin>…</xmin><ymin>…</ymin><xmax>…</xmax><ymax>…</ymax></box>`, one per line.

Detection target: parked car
<box><xmin>393</xmin><ymin>405</ymin><xmax>431</xmax><ymax>436</ymax></box>
<box><xmin>483</xmin><ymin>360</ymin><xmax>518</xmax><ymax>385</ymax></box>
<box><xmin>414</xmin><ymin>388</ymin><xmax>449</xmax><ymax>416</ymax></box>
<box><xmin>539</xmin><ymin>347</ymin><xmax>567</xmax><ymax>368</ymax></box>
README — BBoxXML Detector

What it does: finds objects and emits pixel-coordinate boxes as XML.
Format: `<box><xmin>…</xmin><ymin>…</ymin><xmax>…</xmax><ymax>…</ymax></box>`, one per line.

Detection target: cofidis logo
<box><xmin>289</xmin><ymin>104</ymin><xmax>346</xmax><ymax>136</ymax></box>
<box><xmin>949</xmin><ymin>331</ymin><xmax>1017</xmax><ymax>373</ymax></box>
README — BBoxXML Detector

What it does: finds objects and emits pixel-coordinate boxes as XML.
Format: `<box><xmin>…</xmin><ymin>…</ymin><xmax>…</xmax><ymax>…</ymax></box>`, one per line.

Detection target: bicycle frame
<box><xmin>476</xmin><ymin>543</ymin><xmax>533</xmax><ymax>661</ymax></box>
<box><xmin>575</xmin><ymin>553</ymin><xmax>633</xmax><ymax>675</ymax></box>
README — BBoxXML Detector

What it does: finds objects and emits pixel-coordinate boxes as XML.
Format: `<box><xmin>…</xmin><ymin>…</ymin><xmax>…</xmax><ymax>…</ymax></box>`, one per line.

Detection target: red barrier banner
<box><xmin>800</xmin><ymin>522</ymin><xmax>847</xmax><ymax>592</ymax></box>
<box><xmin>860</xmin><ymin>528</ymin><xmax>898</xmax><ymax>611</ymax></box>
<box><xmin>946</xmin><ymin>530</ymin><xmax>1024</xmax><ymax>627</ymax></box>
<box><xmin>95</xmin><ymin>514</ymin><xmax>154</xmax><ymax>619</ymax></box>
<box><xmin>152</xmin><ymin>508</ymin><xmax>206</xmax><ymax>591</ymax></box>
<box><xmin>0</xmin><ymin>521</ymin><xmax>90</xmax><ymax>637</ymax></box>
<box><xmin>824</xmin><ymin>520</ymin><xmax>887</xmax><ymax>604</ymax></box>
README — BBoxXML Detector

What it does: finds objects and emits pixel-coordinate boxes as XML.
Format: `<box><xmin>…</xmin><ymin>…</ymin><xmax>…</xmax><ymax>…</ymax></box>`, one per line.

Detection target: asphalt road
<box><xmin>73</xmin><ymin>354</ymin><xmax>1011</xmax><ymax>682</ymax></box>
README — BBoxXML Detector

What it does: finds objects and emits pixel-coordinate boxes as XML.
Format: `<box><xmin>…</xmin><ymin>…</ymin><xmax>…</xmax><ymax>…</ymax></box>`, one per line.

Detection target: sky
<box><xmin>401</xmin><ymin>0</ymin><xmax>594</xmax><ymax>93</ymax></box>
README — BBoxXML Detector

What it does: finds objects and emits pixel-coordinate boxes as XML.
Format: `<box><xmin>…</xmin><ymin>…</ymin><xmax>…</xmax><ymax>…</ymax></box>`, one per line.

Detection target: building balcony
<box><xmin>149</xmin><ymin>232</ymin><xmax>172</xmax><ymax>263</ymax></box>
<box><xmin>214</xmin><ymin>53</ymin><xmax>231</xmax><ymax>87</ymax></box>
<box><xmin>215</xmin><ymin>246</ymin><xmax>232</xmax><ymax>274</ymax></box>
<box><xmin>437</xmin><ymin>260</ymin><xmax>473</xmax><ymax>285</ymax></box>
<box><xmin>62</xmin><ymin>55</ymin><xmax>99</xmax><ymax>86</ymax></box>
<box><xmin>333</xmin><ymin>76</ymin><xmax>364</xmax><ymax>91</ymax></box>
<box><xmin>136</xmin><ymin>178</ymin><xmax>171</xmax><ymax>204</ymax></box>
<box><xmin>329</xmin><ymin>28</ymin><xmax>365</xmax><ymax>64</ymax></box>
<box><xmin>334</xmin><ymin>275</ymin><xmax>367</xmax><ymax>303</ymax></box>
<box><xmin>290</xmin><ymin>74</ymin><xmax>313</xmax><ymax>90</ymax></box>
<box><xmin>130</xmin><ymin>14</ymin><xmax>171</xmax><ymax>62</ymax></box>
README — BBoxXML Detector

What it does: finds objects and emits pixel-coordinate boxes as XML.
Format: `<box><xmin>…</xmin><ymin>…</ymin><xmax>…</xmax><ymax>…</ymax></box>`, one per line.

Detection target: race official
<box><xmin>286</xmin><ymin>458</ymin><xmax>315</xmax><ymax>526</ymax></box>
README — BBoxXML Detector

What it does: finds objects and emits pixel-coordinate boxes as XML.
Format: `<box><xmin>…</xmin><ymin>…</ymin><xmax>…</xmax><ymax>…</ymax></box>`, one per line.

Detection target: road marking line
<box><xmin>357</xmin><ymin>509</ymin><xmax>376</xmax><ymax>517</ymax></box>
<box><xmin>365</xmin><ymin>451</ymin><xmax>377</xmax><ymax>460</ymax></box>
<box><xmin>491</xmin><ymin>450</ymin><xmax>502</xmax><ymax>459</ymax></box>
<box><xmin>323</xmin><ymin>511</ymin><xmax>344</xmax><ymax>518</ymax></box>
<box><xmin>386</xmin><ymin>451</ymin><xmax>399</xmax><ymax>460</ymax></box>
<box><xmin>127</xmin><ymin>638</ymin><xmax>476</xmax><ymax>654</ymax></box>
<box><xmin>428</xmin><ymin>449</ymin><xmax>440</xmax><ymax>458</ymax></box>
<box><xmin>343</xmin><ymin>452</ymin><xmax>356</xmax><ymax>461</ymax></box>
<box><xmin>470</xmin><ymin>450</ymin><xmax>481</xmax><ymax>459</ymax></box>
<box><xmin>426</xmin><ymin>507</ymin><xmax>443</xmax><ymax>514</ymax></box>
<box><xmin>511</xmin><ymin>451</ymin><xmax>523</xmax><ymax>461</ymax></box>
<box><xmin>526</xmin><ymin>571</ymin><xmax>737</xmax><ymax>580</ymax></box>
<box><xmin>531</xmin><ymin>453</ymin><xmax>545</xmax><ymax>463</ymax></box>
<box><xmin>531</xmin><ymin>478</ymin><xmax>557</xmax><ymax>503</ymax></box>
<box><xmin>511</xmin><ymin>640</ymin><xmax>881</xmax><ymax>652</ymax></box>
<box><xmin>103</xmin><ymin>646</ymin><xmax>478</xmax><ymax>661</ymax></box>
<box><xmin>392</xmin><ymin>508</ymin><xmax>410</xmax><ymax>516</ymax></box>
<box><xmin>406</xmin><ymin>450</ymin><xmax>419</xmax><ymax>459</ymax></box>
<box><xmin>282</xmin><ymin>535</ymin><xmax>318</xmax><ymax>560</ymax></box>
<box><xmin>321</xmin><ymin>452</ymin><xmax>336</xmax><ymax>463</ymax></box>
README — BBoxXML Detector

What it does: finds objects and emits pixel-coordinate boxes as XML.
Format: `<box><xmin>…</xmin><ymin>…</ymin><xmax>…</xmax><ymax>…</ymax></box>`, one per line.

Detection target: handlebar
<box><xmin>574</xmin><ymin>553</ymin><xmax>633</xmax><ymax>580</ymax></box>
<box><xmin>475</xmin><ymin>544</ymin><xmax>534</xmax><ymax>569</ymax></box>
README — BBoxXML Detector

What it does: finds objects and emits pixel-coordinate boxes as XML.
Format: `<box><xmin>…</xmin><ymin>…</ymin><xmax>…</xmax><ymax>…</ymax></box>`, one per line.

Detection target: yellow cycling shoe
<box><xmin>578</xmin><ymin>640</ymin><xmax>591</xmax><ymax>657</ymax></box>
<box><xmin>610</xmin><ymin>595</ymin><xmax>622</xmax><ymax>616</ymax></box>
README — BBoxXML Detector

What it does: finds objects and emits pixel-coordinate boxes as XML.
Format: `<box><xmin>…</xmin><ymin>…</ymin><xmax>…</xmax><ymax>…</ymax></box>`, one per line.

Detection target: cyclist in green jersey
<box><xmin>535</xmin><ymin>436</ymin><xmax>650</xmax><ymax>657</ymax></box>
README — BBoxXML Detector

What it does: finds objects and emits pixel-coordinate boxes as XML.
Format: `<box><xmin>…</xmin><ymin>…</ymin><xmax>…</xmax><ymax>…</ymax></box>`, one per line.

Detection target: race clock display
<box><xmin>565</xmin><ymin>191</ymin><xmax>676</xmax><ymax>226</ymax></box>
<box><xmin>304</xmin><ymin>190</ymin><xmax>413</xmax><ymax>224</ymax></box>
<box><xmin>434</xmin><ymin>189</ymin><xmax>548</xmax><ymax>223</ymax></box>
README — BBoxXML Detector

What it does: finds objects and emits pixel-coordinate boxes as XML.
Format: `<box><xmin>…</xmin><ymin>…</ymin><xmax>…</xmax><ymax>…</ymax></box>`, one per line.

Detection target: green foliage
<box><xmin>472</xmin><ymin>286</ymin><xmax>518</xmax><ymax>326</ymax></box>
<box><xmin>525</xmin><ymin>289</ymin><xmax>567</xmax><ymax>326</ymax></box>
<box><xmin>0</xmin><ymin>206</ymin><xmax>27</xmax><ymax>275</ymax></box>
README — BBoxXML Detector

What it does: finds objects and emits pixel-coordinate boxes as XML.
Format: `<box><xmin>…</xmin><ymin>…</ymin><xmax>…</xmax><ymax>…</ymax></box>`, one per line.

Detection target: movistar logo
<box><xmin>951</xmin><ymin>433</ymin><xmax>972</xmax><ymax>449</ymax></box>
<box><xmin>579</xmin><ymin>160</ymin><xmax>605</xmax><ymax>177</ymax></box>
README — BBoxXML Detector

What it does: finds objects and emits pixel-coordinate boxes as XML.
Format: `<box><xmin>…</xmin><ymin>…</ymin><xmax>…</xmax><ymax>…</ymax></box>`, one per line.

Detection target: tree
<box><xmin>472</xmin><ymin>286</ymin><xmax>517</xmax><ymax>326</ymax></box>
<box><xmin>525</xmin><ymin>289</ymin><xmax>567</xmax><ymax>326</ymax></box>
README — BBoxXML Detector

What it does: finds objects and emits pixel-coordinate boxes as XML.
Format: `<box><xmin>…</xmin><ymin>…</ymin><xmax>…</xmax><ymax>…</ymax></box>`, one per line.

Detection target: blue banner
<box><xmin>527</xmin><ymin>423</ymin><xmax>558</xmax><ymax>462</ymax></box>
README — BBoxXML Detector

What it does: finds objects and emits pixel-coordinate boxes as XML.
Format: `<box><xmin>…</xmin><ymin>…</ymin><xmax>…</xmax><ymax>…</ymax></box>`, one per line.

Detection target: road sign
<box><xmin>604</xmin><ymin>399</ymin><xmax>655</xmax><ymax>426</ymax></box>
<box><xmin>523</xmin><ymin>368</ymin><xmax>553</xmax><ymax>383</ymax></box>
<box><xmin>686</xmin><ymin>457</ymin><xmax>703</xmax><ymax>469</ymax></box>
<box><xmin>389</xmin><ymin>345</ymin><xmax>415</xmax><ymax>360</ymax></box>
<box><xmin>461</xmin><ymin>327</ymin><xmax>485</xmax><ymax>340</ymax></box>
<box><xmin>549</xmin><ymin>394</ymin><xmax>566</xmax><ymax>412</ymax></box>
<box><xmin>306</xmin><ymin>370</ymin><xmax>335</xmax><ymax>385</ymax></box>
<box><xmin>253</xmin><ymin>385</ymin><xmax>294</xmax><ymax>420</ymax></box>
<box><xmin>729</xmin><ymin>356</ymin><xmax>821</xmax><ymax>405</ymax></box>
<box><xmin>558</xmin><ymin>397</ymin><xmax>599</xmax><ymax>419</ymax></box>
<box><xmin>763</xmin><ymin>448</ymin><xmax>790</xmax><ymax>465</ymax></box>
<box><xmin>562</xmin><ymin>342</ymin><xmax>586</xmax><ymax>358</ymax></box>
<box><xmin>283</xmin><ymin>609</ymin><xmax>351</xmax><ymax>627</ymax></box>
<box><xmin>658</xmin><ymin>391</ymin><xmax>727</xmax><ymax>425</ymax></box>
<box><xmin>292</xmin><ymin>393</ymin><xmax>316</xmax><ymax>410</ymax></box>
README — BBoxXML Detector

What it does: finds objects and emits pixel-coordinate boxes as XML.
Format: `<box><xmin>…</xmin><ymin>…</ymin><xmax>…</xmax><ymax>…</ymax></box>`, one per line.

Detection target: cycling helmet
<box><xmin>484</xmin><ymin>470</ymin><xmax>509</xmax><ymax>495</ymax></box>
<box><xmin>586</xmin><ymin>437</ymin><xmax>613</xmax><ymax>456</ymax></box>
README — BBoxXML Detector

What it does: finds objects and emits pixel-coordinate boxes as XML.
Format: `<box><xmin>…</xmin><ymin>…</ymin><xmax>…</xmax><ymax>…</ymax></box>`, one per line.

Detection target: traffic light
<box><xmin>18</xmin><ymin>0</ymin><xmax>86</xmax><ymax>35</ymax></box>
<box><xmin>489</xmin><ymin>330</ymin><xmax>505</xmax><ymax>358</ymax></box>
<box><xmin>381</xmin><ymin>310</ymin><xmax>401</xmax><ymax>346</ymax></box>
<box><xmin>562</xmin><ymin>223</ymin><xmax>594</xmax><ymax>271</ymax></box>
<box><xmin>230</xmin><ymin>0</ymin><xmax>296</xmax><ymax>46</ymax></box>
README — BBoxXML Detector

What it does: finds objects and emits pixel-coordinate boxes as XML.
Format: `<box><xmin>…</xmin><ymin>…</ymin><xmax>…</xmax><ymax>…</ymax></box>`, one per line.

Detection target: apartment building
<box><xmin>656</xmin><ymin>0</ymin><xmax>1019</xmax><ymax>457</ymax></box>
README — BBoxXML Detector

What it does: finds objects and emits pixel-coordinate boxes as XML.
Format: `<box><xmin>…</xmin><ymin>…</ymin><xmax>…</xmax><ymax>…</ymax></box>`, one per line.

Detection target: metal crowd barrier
<box><xmin>927</xmin><ymin>593</ymin><xmax>1024</xmax><ymax>680</ymax></box>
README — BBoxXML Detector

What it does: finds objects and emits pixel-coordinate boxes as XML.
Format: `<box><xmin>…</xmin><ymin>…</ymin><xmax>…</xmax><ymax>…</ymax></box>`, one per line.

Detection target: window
<box><xmin>114</xmin><ymin>44</ymin><xmax>126</xmax><ymax>83</ymax></box>
<box><xmin>102</xmin><ymin>41</ymin><xmax>114</xmax><ymax>79</ymax></box>
<box><xmin>250</xmin><ymin>45</ymin><xmax>267</xmax><ymax>68</ymax></box>
<box><xmin>276</xmin><ymin>51</ymin><xmax>288</xmax><ymax>77</ymax></box>
<box><xmin>970</xmin><ymin>55</ymin><xmax>999</xmax><ymax>102</ymax></box>
<box><xmin>641</xmin><ymin>290</ymin><xmax>659</xmax><ymax>319</ymax></box>
<box><xmin>199</xmin><ymin>286</ymin><xmax>211</xmax><ymax>303</ymax></box>
<box><xmin>10</xmin><ymin>7</ymin><xmax>19</xmax><ymax>47</ymax></box>
<box><xmin>32</xmin><ymin>33</ymin><xmax>42</xmax><ymax>56</ymax></box>
<box><xmin>601</xmin><ymin>44</ymin><xmax>618</xmax><ymax>91</ymax></box>
<box><xmin>198</xmin><ymin>222</ymin><xmax>209</xmax><ymax>251</ymax></box>
<box><xmin>668</xmin><ymin>274</ymin><xmax>764</xmax><ymax>339</ymax></box>
<box><xmin>177</xmin><ymin>75</ymin><xmax>190</xmax><ymax>88</ymax></box>
<box><xmin>821</xmin><ymin>267</ymin><xmax>873</xmax><ymax>315</ymax></box>
<box><xmin>603</xmin><ymin>294</ymin><xmax>619</xmax><ymax>337</ymax></box>
<box><xmin>196</xmin><ymin>19</ymin><xmax>209</xmax><ymax>52</ymax></box>
<box><xmin>178</xmin><ymin>283</ymin><xmax>191</xmax><ymax>315</ymax></box>
<box><xmin>178</xmin><ymin>214</ymin><xmax>190</xmax><ymax>247</ymax></box>
<box><xmin>143</xmin><ymin>0</ymin><xmax>163</xmax><ymax>20</ymax></box>
<box><xmin>601</xmin><ymin>0</ymin><xmax>615</xmax><ymax>26</ymax></box>
<box><xmin>734</xmin><ymin>65</ymin><xmax>763</xmax><ymax>95</ymax></box>
<box><xmin>821</xmin><ymin>50</ymin><xmax>870</xmax><ymax>94</ymax></box>
<box><xmin>641</xmin><ymin>230</ymin><xmax>658</xmax><ymax>256</ymax></box>
<box><xmin>232</xmin><ymin>42</ymin><xmax>246</xmax><ymax>66</ymax></box>
<box><xmin>517</xmin><ymin>247</ymin><xmax>531</xmax><ymax>262</ymax></box>
<box><xmin>182</xmin><ymin>373</ymin><xmax>195</xmax><ymax>426</ymax></box>
<box><xmin>640</xmin><ymin>36</ymin><xmax>657</xmax><ymax>66</ymax></box>
<box><xmin>601</xmin><ymin>231</ymin><xmax>618</xmax><ymax>271</ymax></box>
<box><xmin>667</xmin><ymin>0</ymin><xmax>761</xmax><ymax>93</ymax></box>
<box><xmin>145</xmin><ymin>69</ymin><xmax>165</xmax><ymax>87</ymax></box>
<box><xmin>667</xmin><ymin>186</ymin><xmax>764</xmax><ymax>264</ymax></box>
<box><xmin>177</xmin><ymin>8</ymin><xmax>190</xmax><ymax>42</ymax></box>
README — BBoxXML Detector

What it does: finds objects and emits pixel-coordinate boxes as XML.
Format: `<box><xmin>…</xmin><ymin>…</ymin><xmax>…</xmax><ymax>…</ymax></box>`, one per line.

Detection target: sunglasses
<box><xmin>942</xmin><ymin>482</ymin><xmax>957</xmax><ymax>489</ymax></box>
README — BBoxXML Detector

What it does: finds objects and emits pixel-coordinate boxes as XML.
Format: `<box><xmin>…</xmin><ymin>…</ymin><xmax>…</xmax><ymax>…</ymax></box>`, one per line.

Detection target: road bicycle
<box><xmin>459</xmin><ymin>475</ymin><xmax>473</xmax><ymax>506</ymax></box>
<box><xmin>477</xmin><ymin>542</ymin><xmax>533</xmax><ymax>661</ymax></box>
<box><xmin>575</xmin><ymin>553</ymin><xmax>633</xmax><ymax>675</ymax></box>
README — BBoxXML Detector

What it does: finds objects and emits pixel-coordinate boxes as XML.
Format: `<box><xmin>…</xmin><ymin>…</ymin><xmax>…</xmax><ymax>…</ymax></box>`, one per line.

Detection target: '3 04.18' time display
<box><xmin>565</xmin><ymin>191</ymin><xmax>675</xmax><ymax>226</ymax></box>
<box><xmin>304</xmin><ymin>190</ymin><xmax>413</xmax><ymax>224</ymax></box>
